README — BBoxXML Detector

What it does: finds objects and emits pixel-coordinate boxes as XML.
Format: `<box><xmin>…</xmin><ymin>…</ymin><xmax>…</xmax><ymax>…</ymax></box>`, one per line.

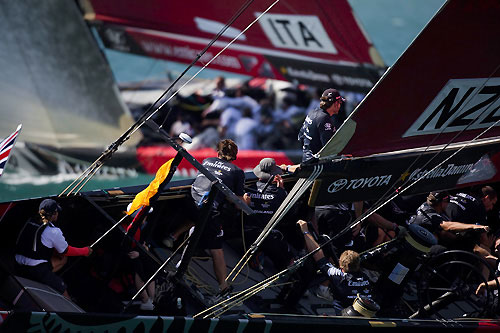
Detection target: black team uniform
<box><xmin>191</xmin><ymin>156</ymin><xmax>245</xmax><ymax>249</ymax></box>
<box><xmin>298</xmin><ymin>107</ymin><xmax>342</xmax><ymax>163</ymax></box>
<box><xmin>246</xmin><ymin>180</ymin><xmax>293</xmax><ymax>270</ymax></box>
<box><xmin>446</xmin><ymin>192</ymin><xmax>487</xmax><ymax>225</ymax></box>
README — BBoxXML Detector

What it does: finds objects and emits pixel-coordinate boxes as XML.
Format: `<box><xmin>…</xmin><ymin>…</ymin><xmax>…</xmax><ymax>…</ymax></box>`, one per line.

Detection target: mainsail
<box><xmin>80</xmin><ymin>0</ymin><xmax>386</xmax><ymax>93</ymax></box>
<box><xmin>304</xmin><ymin>0</ymin><xmax>500</xmax><ymax>204</ymax></box>
<box><xmin>335</xmin><ymin>0</ymin><xmax>500</xmax><ymax>157</ymax></box>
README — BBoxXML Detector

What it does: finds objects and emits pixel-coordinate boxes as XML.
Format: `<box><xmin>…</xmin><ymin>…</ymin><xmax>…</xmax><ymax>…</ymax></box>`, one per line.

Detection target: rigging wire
<box><xmin>227</xmin><ymin>164</ymin><xmax>323</xmax><ymax>281</ymax></box>
<box><xmin>201</xmin><ymin>121</ymin><xmax>500</xmax><ymax>317</ymax></box>
<box><xmin>128</xmin><ymin>232</ymin><xmax>192</xmax><ymax>306</ymax></box>
<box><xmin>60</xmin><ymin>0</ymin><xmax>263</xmax><ymax>196</ymax></box>
<box><xmin>351</xmin><ymin>64</ymin><xmax>500</xmax><ymax>232</ymax></box>
<box><xmin>196</xmin><ymin>241</ymin><xmax>323</xmax><ymax>318</ymax></box>
<box><xmin>212</xmin><ymin>67</ymin><xmax>500</xmax><ymax>315</ymax></box>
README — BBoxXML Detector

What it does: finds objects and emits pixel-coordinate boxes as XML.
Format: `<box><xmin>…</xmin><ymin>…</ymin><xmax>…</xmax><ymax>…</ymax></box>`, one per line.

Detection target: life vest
<box><xmin>15</xmin><ymin>219</ymin><xmax>53</xmax><ymax>261</ymax></box>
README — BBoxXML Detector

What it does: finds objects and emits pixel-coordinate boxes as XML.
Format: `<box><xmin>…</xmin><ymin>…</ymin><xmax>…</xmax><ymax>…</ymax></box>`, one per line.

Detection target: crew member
<box><xmin>445</xmin><ymin>186</ymin><xmax>498</xmax><ymax>274</ymax></box>
<box><xmin>298</xmin><ymin>88</ymin><xmax>345</xmax><ymax>162</ymax></box>
<box><xmin>191</xmin><ymin>139</ymin><xmax>250</xmax><ymax>292</ymax></box>
<box><xmin>297</xmin><ymin>220</ymin><xmax>372</xmax><ymax>314</ymax></box>
<box><xmin>245</xmin><ymin>158</ymin><xmax>293</xmax><ymax>270</ymax></box>
<box><xmin>125</xmin><ymin>205</ymin><xmax>156</xmax><ymax>311</ymax></box>
<box><xmin>15</xmin><ymin>199</ymin><xmax>92</xmax><ymax>298</ymax></box>
<box><xmin>409</xmin><ymin>191</ymin><xmax>489</xmax><ymax>249</ymax></box>
<box><xmin>446</xmin><ymin>186</ymin><xmax>497</xmax><ymax>226</ymax></box>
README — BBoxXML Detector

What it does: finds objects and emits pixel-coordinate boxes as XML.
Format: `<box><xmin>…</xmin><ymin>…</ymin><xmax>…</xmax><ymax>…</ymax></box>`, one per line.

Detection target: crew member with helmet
<box><xmin>14</xmin><ymin>199</ymin><xmax>92</xmax><ymax>298</ymax></box>
<box><xmin>298</xmin><ymin>88</ymin><xmax>345</xmax><ymax>162</ymax></box>
<box><xmin>297</xmin><ymin>219</ymin><xmax>372</xmax><ymax>314</ymax></box>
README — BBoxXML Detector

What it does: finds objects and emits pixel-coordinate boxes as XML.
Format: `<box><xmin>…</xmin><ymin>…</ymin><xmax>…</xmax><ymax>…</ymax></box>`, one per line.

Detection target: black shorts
<box><xmin>131</xmin><ymin>255</ymin><xmax>156</xmax><ymax>282</ymax></box>
<box><xmin>16</xmin><ymin>262</ymin><xmax>66</xmax><ymax>294</ymax></box>
<box><xmin>198</xmin><ymin>210</ymin><xmax>224</xmax><ymax>250</ymax></box>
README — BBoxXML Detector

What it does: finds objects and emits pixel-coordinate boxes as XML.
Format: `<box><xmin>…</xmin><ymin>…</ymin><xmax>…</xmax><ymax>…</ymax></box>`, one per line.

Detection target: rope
<box><xmin>347</xmin><ymin>73</ymin><xmax>500</xmax><ymax>240</ymax></box>
<box><xmin>59</xmin><ymin>0</ymin><xmax>277</xmax><ymax>196</ymax></box>
<box><xmin>227</xmin><ymin>164</ymin><xmax>323</xmax><ymax>282</ymax></box>
<box><xmin>206</xmin><ymin>116</ymin><xmax>500</xmax><ymax>316</ymax></box>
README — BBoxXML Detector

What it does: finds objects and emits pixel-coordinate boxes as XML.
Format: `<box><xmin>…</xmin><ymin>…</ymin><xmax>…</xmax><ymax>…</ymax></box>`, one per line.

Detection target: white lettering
<box><xmin>341</xmin><ymin>175</ymin><xmax>392</xmax><ymax>191</ymax></box>
<box><xmin>409</xmin><ymin>163</ymin><xmax>474</xmax><ymax>181</ymax></box>
<box><xmin>204</xmin><ymin>160</ymin><xmax>232</xmax><ymax>172</ymax></box>
<box><xmin>404</xmin><ymin>78</ymin><xmax>500</xmax><ymax>137</ymax></box>
<box><xmin>256</xmin><ymin>13</ymin><xmax>337</xmax><ymax>54</ymax></box>
<box><xmin>140</xmin><ymin>41</ymin><xmax>241</xmax><ymax>69</ymax></box>
<box><xmin>331</xmin><ymin>74</ymin><xmax>373</xmax><ymax>88</ymax></box>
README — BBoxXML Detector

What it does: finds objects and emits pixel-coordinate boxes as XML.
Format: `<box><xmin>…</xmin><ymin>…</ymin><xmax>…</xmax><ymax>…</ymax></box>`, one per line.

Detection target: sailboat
<box><xmin>1</xmin><ymin>0</ymin><xmax>500</xmax><ymax>331</ymax></box>
<box><xmin>0</xmin><ymin>1</ymin><xmax>142</xmax><ymax>185</ymax></box>
<box><xmin>79</xmin><ymin>0</ymin><xmax>387</xmax><ymax>177</ymax></box>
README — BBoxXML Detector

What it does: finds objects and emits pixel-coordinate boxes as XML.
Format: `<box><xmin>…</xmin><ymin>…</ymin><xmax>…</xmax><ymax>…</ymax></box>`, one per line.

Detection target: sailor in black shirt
<box><xmin>410</xmin><ymin>191</ymin><xmax>489</xmax><ymax>249</ymax></box>
<box><xmin>191</xmin><ymin>157</ymin><xmax>245</xmax><ymax>211</ymax></box>
<box><xmin>445</xmin><ymin>186</ymin><xmax>497</xmax><ymax>226</ymax></box>
<box><xmin>245</xmin><ymin>158</ymin><xmax>293</xmax><ymax>270</ymax></box>
<box><xmin>298</xmin><ymin>88</ymin><xmax>345</xmax><ymax>162</ymax></box>
<box><xmin>298</xmin><ymin>220</ymin><xmax>372</xmax><ymax>314</ymax></box>
<box><xmin>190</xmin><ymin>139</ymin><xmax>250</xmax><ymax>292</ymax></box>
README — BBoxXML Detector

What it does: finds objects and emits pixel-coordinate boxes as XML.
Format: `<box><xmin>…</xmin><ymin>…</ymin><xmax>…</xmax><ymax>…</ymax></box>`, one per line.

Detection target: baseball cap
<box><xmin>39</xmin><ymin>199</ymin><xmax>62</xmax><ymax>214</ymax></box>
<box><xmin>253</xmin><ymin>158</ymin><xmax>283</xmax><ymax>180</ymax></box>
<box><xmin>321</xmin><ymin>88</ymin><xmax>346</xmax><ymax>103</ymax></box>
<box><xmin>428</xmin><ymin>191</ymin><xmax>450</xmax><ymax>203</ymax></box>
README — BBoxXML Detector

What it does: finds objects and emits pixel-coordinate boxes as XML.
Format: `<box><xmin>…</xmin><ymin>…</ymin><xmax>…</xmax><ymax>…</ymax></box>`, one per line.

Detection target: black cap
<box><xmin>428</xmin><ymin>191</ymin><xmax>450</xmax><ymax>203</ymax></box>
<box><xmin>321</xmin><ymin>88</ymin><xmax>346</xmax><ymax>103</ymax></box>
<box><xmin>39</xmin><ymin>199</ymin><xmax>62</xmax><ymax>214</ymax></box>
<box><xmin>253</xmin><ymin>158</ymin><xmax>283</xmax><ymax>180</ymax></box>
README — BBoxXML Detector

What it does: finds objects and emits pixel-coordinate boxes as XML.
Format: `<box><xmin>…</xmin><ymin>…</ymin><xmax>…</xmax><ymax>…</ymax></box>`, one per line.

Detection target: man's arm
<box><xmin>240</xmin><ymin>193</ymin><xmax>251</xmax><ymax>205</ymax></box>
<box><xmin>297</xmin><ymin>220</ymin><xmax>325</xmax><ymax>262</ymax></box>
<box><xmin>318</xmin><ymin>117</ymin><xmax>334</xmax><ymax>147</ymax></box>
<box><xmin>440</xmin><ymin>221</ymin><xmax>489</xmax><ymax>233</ymax></box>
<box><xmin>476</xmin><ymin>277</ymin><xmax>500</xmax><ymax>294</ymax></box>
<box><xmin>366</xmin><ymin>212</ymin><xmax>398</xmax><ymax>232</ymax></box>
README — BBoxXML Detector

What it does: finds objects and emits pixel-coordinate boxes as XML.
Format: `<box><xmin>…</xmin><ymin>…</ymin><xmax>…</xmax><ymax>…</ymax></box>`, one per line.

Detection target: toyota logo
<box><xmin>327</xmin><ymin>179</ymin><xmax>348</xmax><ymax>193</ymax></box>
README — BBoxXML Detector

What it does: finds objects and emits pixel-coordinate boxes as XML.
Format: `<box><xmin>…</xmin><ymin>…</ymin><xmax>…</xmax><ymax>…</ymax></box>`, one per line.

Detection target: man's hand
<box><xmin>243</xmin><ymin>193</ymin><xmax>251</xmax><ymax>205</ymax></box>
<box><xmin>128</xmin><ymin>251</ymin><xmax>139</xmax><ymax>259</ymax></box>
<box><xmin>280</xmin><ymin>164</ymin><xmax>299</xmax><ymax>173</ymax></box>
<box><xmin>273</xmin><ymin>174</ymin><xmax>284</xmax><ymax>188</ymax></box>
<box><xmin>86</xmin><ymin>246</ymin><xmax>93</xmax><ymax>257</ymax></box>
<box><xmin>476</xmin><ymin>282</ymin><xmax>487</xmax><ymax>295</ymax></box>
<box><xmin>474</xmin><ymin>225</ymin><xmax>490</xmax><ymax>233</ymax></box>
<box><xmin>297</xmin><ymin>220</ymin><xmax>309</xmax><ymax>233</ymax></box>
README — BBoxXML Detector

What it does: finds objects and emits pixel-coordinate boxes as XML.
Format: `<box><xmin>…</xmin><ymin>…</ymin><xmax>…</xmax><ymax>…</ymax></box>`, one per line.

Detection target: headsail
<box><xmin>81</xmin><ymin>0</ymin><xmax>386</xmax><ymax>93</ymax></box>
